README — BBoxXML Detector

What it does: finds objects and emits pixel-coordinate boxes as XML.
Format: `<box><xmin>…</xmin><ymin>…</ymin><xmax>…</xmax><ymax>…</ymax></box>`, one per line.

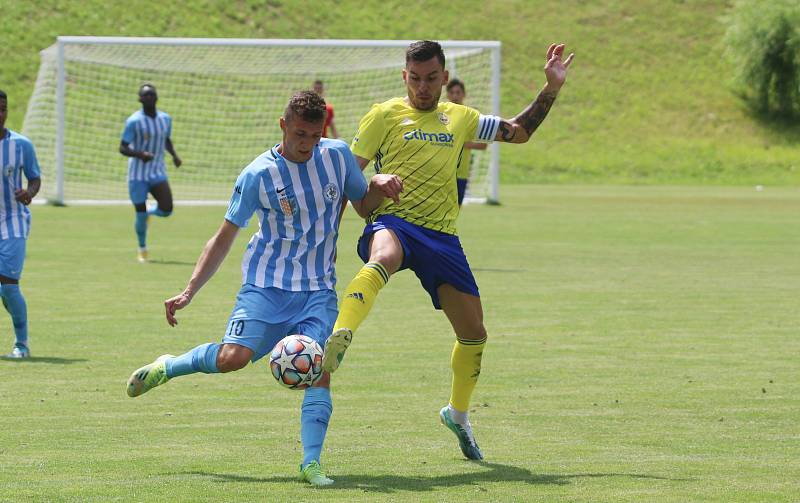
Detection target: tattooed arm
<box><xmin>496</xmin><ymin>43</ymin><xmax>574</xmax><ymax>144</ymax></box>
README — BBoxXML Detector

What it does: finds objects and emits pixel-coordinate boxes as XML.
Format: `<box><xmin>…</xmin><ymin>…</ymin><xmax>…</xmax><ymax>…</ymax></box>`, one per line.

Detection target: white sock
<box><xmin>448</xmin><ymin>403</ymin><xmax>469</xmax><ymax>425</ymax></box>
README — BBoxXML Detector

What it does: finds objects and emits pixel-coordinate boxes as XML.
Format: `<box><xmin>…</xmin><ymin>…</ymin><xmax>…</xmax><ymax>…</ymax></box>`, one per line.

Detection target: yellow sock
<box><xmin>449</xmin><ymin>336</ymin><xmax>487</xmax><ymax>412</ymax></box>
<box><xmin>333</xmin><ymin>262</ymin><xmax>389</xmax><ymax>334</ymax></box>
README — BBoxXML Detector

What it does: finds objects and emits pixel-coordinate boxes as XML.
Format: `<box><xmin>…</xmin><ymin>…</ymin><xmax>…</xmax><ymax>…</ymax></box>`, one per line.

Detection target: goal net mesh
<box><xmin>23</xmin><ymin>40</ymin><xmax>496</xmax><ymax>204</ymax></box>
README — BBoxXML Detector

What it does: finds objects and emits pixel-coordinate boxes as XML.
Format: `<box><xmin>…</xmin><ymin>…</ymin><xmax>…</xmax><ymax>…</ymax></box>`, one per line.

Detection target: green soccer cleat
<box><xmin>440</xmin><ymin>406</ymin><xmax>484</xmax><ymax>460</ymax></box>
<box><xmin>299</xmin><ymin>460</ymin><xmax>334</xmax><ymax>486</ymax></box>
<box><xmin>321</xmin><ymin>328</ymin><xmax>352</xmax><ymax>373</ymax></box>
<box><xmin>126</xmin><ymin>354</ymin><xmax>174</xmax><ymax>397</ymax></box>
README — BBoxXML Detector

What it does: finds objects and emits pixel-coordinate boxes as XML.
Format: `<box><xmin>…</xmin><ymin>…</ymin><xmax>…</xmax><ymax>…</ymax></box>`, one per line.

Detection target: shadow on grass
<box><xmin>147</xmin><ymin>259</ymin><xmax>196</xmax><ymax>267</ymax></box>
<box><xmin>181</xmin><ymin>461</ymin><xmax>688</xmax><ymax>493</ymax></box>
<box><xmin>0</xmin><ymin>356</ymin><xmax>88</xmax><ymax>364</ymax></box>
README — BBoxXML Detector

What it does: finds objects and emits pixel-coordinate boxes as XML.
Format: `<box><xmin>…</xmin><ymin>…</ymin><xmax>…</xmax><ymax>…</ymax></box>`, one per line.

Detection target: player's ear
<box><xmin>442</xmin><ymin>70</ymin><xmax>449</xmax><ymax>87</ymax></box>
<box><xmin>402</xmin><ymin>69</ymin><xmax>408</xmax><ymax>84</ymax></box>
<box><xmin>279</xmin><ymin>117</ymin><xmax>287</xmax><ymax>133</ymax></box>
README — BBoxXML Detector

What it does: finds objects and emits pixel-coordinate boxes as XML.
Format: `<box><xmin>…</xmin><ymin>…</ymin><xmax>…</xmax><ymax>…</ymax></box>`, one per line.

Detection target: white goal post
<box><xmin>23</xmin><ymin>37</ymin><xmax>501</xmax><ymax>205</ymax></box>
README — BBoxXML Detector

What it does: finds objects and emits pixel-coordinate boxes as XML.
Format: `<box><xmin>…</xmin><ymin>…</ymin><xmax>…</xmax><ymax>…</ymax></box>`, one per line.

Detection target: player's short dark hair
<box><xmin>406</xmin><ymin>40</ymin><xmax>445</xmax><ymax>68</ymax></box>
<box><xmin>313</xmin><ymin>79</ymin><xmax>324</xmax><ymax>87</ymax></box>
<box><xmin>284</xmin><ymin>90</ymin><xmax>326</xmax><ymax>123</ymax></box>
<box><xmin>0</xmin><ymin>90</ymin><xmax>7</xmax><ymax>100</ymax></box>
<box><xmin>446</xmin><ymin>78</ymin><xmax>465</xmax><ymax>93</ymax></box>
<box><xmin>139</xmin><ymin>83</ymin><xmax>157</xmax><ymax>96</ymax></box>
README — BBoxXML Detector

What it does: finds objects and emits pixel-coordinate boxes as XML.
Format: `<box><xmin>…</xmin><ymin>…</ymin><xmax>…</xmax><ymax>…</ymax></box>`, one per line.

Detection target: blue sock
<box><xmin>148</xmin><ymin>207</ymin><xmax>172</xmax><ymax>218</ymax></box>
<box><xmin>301</xmin><ymin>387</ymin><xmax>333</xmax><ymax>467</ymax></box>
<box><xmin>164</xmin><ymin>342</ymin><xmax>220</xmax><ymax>378</ymax></box>
<box><xmin>1</xmin><ymin>284</ymin><xmax>28</xmax><ymax>347</ymax></box>
<box><xmin>135</xmin><ymin>212</ymin><xmax>147</xmax><ymax>248</ymax></box>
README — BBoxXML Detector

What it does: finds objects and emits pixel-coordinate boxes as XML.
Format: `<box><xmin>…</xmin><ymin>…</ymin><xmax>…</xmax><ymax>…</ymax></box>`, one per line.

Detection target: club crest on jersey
<box><xmin>438</xmin><ymin>112</ymin><xmax>450</xmax><ymax>125</ymax></box>
<box><xmin>143</xmin><ymin>133</ymin><xmax>150</xmax><ymax>142</ymax></box>
<box><xmin>324</xmin><ymin>182</ymin><xmax>339</xmax><ymax>203</ymax></box>
<box><xmin>3</xmin><ymin>165</ymin><xmax>13</xmax><ymax>178</ymax></box>
<box><xmin>277</xmin><ymin>191</ymin><xmax>296</xmax><ymax>216</ymax></box>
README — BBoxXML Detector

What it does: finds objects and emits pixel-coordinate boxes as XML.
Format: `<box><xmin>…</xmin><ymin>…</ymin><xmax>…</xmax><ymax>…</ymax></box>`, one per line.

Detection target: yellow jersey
<box><xmin>351</xmin><ymin>97</ymin><xmax>499</xmax><ymax>235</ymax></box>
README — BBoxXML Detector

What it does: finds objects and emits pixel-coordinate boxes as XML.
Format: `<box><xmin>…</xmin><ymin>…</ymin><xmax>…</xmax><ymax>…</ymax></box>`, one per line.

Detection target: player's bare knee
<box><xmin>216</xmin><ymin>345</ymin><xmax>251</xmax><ymax>372</ymax></box>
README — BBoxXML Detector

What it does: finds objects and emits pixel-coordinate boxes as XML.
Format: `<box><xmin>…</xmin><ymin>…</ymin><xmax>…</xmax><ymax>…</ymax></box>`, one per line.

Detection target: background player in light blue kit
<box><xmin>119</xmin><ymin>84</ymin><xmax>182</xmax><ymax>263</ymax></box>
<box><xmin>0</xmin><ymin>90</ymin><xmax>41</xmax><ymax>359</ymax></box>
<box><xmin>125</xmin><ymin>91</ymin><xmax>402</xmax><ymax>486</ymax></box>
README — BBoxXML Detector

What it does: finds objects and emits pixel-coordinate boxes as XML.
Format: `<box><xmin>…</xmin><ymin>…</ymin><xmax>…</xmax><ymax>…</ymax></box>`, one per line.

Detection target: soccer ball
<box><xmin>269</xmin><ymin>335</ymin><xmax>323</xmax><ymax>390</ymax></box>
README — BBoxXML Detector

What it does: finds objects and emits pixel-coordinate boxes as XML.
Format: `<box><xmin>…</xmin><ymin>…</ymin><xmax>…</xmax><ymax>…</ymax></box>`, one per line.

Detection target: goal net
<box><xmin>23</xmin><ymin>37</ymin><xmax>501</xmax><ymax>205</ymax></box>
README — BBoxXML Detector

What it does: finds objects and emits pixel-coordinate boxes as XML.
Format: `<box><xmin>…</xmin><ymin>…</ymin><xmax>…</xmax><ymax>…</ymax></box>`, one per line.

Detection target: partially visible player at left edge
<box><xmin>0</xmin><ymin>90</ymin><xmax>41</xmax><ymax>359</ymax></box>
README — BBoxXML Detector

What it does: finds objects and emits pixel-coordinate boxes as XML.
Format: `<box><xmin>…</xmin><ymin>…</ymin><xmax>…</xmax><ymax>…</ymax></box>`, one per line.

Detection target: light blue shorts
<box><xmin>0</xmin><ymin>238</ymin><xmax>26</xmax><ymax>280</ymax></box>
<box><xmin>222</xmin><ymin>284</ymin><xmax>338</xmax><ymax>362</ymax></box>
<box><xmin>128</xmin><ymin>177</ymin><xmax>168</xmax><ymax>205</ymax></box>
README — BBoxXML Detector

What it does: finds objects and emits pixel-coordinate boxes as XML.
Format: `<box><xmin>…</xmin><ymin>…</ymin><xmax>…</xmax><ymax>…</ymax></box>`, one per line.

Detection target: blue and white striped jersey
<box><xmin>226</xmin><ymin>139</ymin><xmax>368</xmax><ymax>291</ymax></box>
<box><xmin>0</xmin><ymin>129</ymin><xmax>40</xmax><ymax>240</ymax></box>
<box><xmin>121</xmin><ymin>110</ymin><xmax>172</xmax><ymax>182</ymax></box>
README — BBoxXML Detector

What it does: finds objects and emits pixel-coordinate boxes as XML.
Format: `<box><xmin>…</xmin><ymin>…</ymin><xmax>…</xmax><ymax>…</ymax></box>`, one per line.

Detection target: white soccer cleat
<box><xmin>5</xmin><ymin>344</ymin><xmax>30</xmax><ymax>359</ymax></box>
<box><xmin>137</xmin><ymin>248</ymin><xmax>149</xmax><ymax>263</ymax></box>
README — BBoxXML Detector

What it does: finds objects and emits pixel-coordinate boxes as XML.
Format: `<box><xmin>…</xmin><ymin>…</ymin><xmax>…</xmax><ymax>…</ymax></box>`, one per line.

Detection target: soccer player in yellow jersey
<box><xmin>322</xmin><ymin>40</ymin><xmax>574</xmax><ymax>460</ymax></box>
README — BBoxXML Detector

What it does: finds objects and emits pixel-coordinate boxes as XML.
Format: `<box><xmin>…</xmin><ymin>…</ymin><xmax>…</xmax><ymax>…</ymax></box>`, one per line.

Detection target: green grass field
<box><xmin>1</xmin><ymin>185</ymin><xmax>799</xmax><ymax>502</ymax></box>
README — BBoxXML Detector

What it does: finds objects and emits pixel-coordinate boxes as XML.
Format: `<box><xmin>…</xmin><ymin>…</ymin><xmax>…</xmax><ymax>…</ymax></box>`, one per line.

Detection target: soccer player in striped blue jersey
<box><xmin>125</xmin><ymin>91</ymin><xmax>402</xmax><ymax>486</ymax></box>
<box><xmin>322</xmin><ymin>41</ymin><xmax>574</xmax><ymax>460</ymax></box>
<box><xmin>119</xmin><ymin>84</ymin><xmax>182</xmax><ymax>263</ymax></box>
<box><xmin>0</xmin><ymin>90</ymin><xmax>41</xmax><ymax>359</ymax></box>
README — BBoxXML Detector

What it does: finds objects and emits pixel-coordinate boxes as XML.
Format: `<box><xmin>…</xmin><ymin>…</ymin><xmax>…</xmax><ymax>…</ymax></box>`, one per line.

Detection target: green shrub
<box><xmin>724</xmin><ymin>0</ymin><xmax>800</xmax><ymax>119</ymax></box>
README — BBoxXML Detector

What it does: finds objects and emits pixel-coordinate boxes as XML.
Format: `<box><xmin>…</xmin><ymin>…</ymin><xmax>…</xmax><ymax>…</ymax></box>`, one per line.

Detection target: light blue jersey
<box><xmin>121</xmin><ymin>110</ymin><xmax>172</xmax><ymax>182</ymax></box>
<box><xmin>0</xmin><ymin>129</ymin><xmax>40</xmax><ymax>240</ymax></box>
<box><xmin>226</xmin><ymin>139</ymin><xmax>368</xmax><ymax>291</ymax></box>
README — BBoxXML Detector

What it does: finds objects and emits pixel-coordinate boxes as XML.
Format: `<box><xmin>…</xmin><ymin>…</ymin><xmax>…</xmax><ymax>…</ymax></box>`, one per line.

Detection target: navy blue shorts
<box><xmin>357</xmin><ymin>215</ymin><xmax>479</xmax><ymax>309</ymax></box>
<box><xmin>457</xmin><ymin>178</ymin><xmax>468</xmax><ymax>206</ymax></box>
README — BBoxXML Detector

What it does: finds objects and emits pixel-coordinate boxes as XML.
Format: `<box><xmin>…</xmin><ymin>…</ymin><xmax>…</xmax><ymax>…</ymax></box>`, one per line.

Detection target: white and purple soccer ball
<box><xmin>269</xmin><ymin>335</ymin><xmax>323</xmax><ymax>390</ymax></box>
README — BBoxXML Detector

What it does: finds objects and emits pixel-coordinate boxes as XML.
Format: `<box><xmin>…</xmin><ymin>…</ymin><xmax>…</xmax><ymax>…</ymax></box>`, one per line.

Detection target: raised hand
<box><xmin>544</xmin><ymin>43</ymin><xmax>575</xmax><ymax>91</ymax></box>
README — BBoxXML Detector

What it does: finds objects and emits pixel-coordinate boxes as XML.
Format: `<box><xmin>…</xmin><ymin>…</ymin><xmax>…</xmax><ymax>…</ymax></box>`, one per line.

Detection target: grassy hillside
<box><xmin>2</xmin><ymin>0</ymin><xmax>799</xmax><ymax>185</ymax></box>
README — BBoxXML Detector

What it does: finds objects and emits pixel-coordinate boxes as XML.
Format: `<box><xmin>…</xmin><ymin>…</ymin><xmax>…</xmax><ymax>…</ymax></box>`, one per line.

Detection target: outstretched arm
<box><xmin>164</xmin><ymin>219</ymin><xmax>239</xmax><ymax>326</ymax></box>
<box><xmin>495</xmin><ymin>43</ymin><xmax>574</xmax><ymax>144</ymax></box>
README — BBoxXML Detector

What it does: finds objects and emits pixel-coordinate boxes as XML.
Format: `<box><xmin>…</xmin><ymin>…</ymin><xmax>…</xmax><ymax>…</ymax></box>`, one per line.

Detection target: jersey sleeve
<box><xmin>121</xmin><ymin>118</ymin><xmax>136</xmax><ymax>145</ymax></box>
<box><xmin>21</xmin><ymin>140</ymin><xmax>41</xmax><ymax>180</ymax></box>
<box><xmin>166</xmin><ymin>114</ymin><xmax>173</xmax><ymax>138</ymax></box>
<box><xmin>350</xmin><ymin>104</ymin><xmax>385</xmax><ymax>161</ymax></box>
<box><xmin>340</xmin><ymin>146</ymin><xmax>368</xmax><ymax>202</ymax></box>
<box><xmin>225</xmin><ymin>168</ymin><xmax>261</xmax><ymax>228</ymax></box>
